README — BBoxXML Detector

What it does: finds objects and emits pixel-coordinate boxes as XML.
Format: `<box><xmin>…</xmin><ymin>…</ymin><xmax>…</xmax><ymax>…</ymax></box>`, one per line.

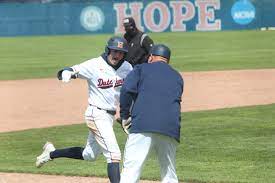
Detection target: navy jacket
<box><xmin>120</xmin><ymin>61</ymin><xmax>184</xmax><ymax>142</ymax></box>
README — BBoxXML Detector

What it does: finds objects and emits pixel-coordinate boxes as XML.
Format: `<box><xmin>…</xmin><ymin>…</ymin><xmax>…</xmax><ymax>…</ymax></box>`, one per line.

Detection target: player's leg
<box><xmin>36</xmin><ymin>141</ymin><xmax>85</xmax><ymax>168</ymax></box>
<box><xmin>50</xmin><ymin>146</ymin><xmax>84</xmax><ymax>159</ymax></box>
<box><xmin>35</xmin><ymin>106</ymin><xmax>101</xmax><ymax>168</ymax></box>
<box><xmin>81</xmin><ymin>130</ymin><xmax>103</xmax><ymax>161</ymax></box>
<box><xmin>154</xmin><ymin>134</ymin><xmax>178</xmax><ymax>183</ymax></box>
<box><xmin>86</xmin><ymin>106</ymin><xmax>121</xmax><ymax>183</ymax></box>
<box><xmin>120</xmin><ymin>133</ymin><xmax>153</xmax><ymax>183</ymax></box>
<box><xmin>36</xmin><ymin>128</ymin><xmax>100</xmax><ymax>168</ymax></box>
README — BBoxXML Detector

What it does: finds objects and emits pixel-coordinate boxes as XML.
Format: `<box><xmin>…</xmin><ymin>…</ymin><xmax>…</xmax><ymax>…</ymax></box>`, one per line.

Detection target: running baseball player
<box><xmin>35</xmin><ymin>36</ymin><xmax>132</xmax><ymax>183</ymax></box>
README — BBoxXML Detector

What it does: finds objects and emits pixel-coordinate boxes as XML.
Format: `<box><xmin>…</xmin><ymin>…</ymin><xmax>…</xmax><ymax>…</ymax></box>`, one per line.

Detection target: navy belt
<box><xmin>90</xmin><ymin>104</ymin><xmax>116</xmax><ymax>115</ymax></box>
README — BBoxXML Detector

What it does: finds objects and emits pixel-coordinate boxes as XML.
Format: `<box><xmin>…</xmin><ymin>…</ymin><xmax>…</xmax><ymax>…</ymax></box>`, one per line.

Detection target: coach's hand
<box><xmin>122</xmin><ymin>117</ymin><xmax>132</xmax><ymax>135</ymax></box>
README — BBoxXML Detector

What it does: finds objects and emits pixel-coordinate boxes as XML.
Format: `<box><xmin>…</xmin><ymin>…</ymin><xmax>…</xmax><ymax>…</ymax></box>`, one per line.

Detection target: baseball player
<box><xmin>35</xmin><ymin>36</ymin><xmax>132</xmax><ymax>183</ymax></box>
<box><xmin>119</xmin><ymin>44</ymin><xmax>184</xmax><ymax>183</ymax></box>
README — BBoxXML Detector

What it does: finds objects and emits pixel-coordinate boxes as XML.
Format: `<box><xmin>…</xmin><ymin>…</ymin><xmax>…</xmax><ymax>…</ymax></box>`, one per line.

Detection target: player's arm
<box><xmin>71</xmin><ymin>60</ymin><xmax>95</xmax><ymax>80</ymax></box>
<box><xmin>57</xmin><ymin>67</ymin><xmax>78</xmax><ymax>83</ymax></box>
<box><xmin>57</xmin><ymin>59</ymin><xmax>95</xmax><ymax>82</ymax></box>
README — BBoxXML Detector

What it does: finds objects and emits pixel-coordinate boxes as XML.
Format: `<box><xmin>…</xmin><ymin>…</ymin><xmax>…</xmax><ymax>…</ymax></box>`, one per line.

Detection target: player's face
<box><xmin>108</xmin><ymin>50</ymin><xmax>125</xmax><ymax>66</ymax></box>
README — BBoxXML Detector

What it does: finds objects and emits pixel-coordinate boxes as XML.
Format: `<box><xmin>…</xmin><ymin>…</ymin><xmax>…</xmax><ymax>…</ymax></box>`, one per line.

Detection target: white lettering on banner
<box><xmin>233</xmin><ymin>11</ymin><xmax>255</xmax><ymax>19</ymax></box>
<box><xmin>113</xmin><ymin>0</ymin><xmax>221</xmax><ymax>33</ymax></box>
<box><xmin>114</xmin><ymin>2</ymin><xmax>144</xmax><ymax>34</ymax></box>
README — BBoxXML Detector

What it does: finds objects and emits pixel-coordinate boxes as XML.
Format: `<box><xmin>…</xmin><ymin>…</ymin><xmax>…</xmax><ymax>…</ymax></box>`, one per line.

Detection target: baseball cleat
<box><xmin>36</xmin><ymin>141</ymin><xmax>55</xmax><ymax>168</ymax></box>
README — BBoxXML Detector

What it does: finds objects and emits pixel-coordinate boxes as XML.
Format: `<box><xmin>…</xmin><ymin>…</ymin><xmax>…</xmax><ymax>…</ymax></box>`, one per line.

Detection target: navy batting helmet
<box><xmin>105</xmin><ymin>36</ymin><xmax>128</xmax><ymax>54</ymax></box>
<box><xmin>150</xmin><ymin>44</ymin><xmax>171</xmax><ymax>60</ymax></box>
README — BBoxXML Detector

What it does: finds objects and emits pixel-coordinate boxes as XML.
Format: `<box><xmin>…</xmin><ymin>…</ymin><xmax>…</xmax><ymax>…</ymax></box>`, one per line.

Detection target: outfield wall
<box><xmin>0</xmin><ymin>0</ymin><xmax>274</xmax><ymax>36</ymax></box>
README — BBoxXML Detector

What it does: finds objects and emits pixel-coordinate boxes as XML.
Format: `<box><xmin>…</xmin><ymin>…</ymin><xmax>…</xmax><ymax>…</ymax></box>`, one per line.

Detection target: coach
<box><xmin>119</xmin><ymin>44</ymin><xmax>184</xmax><ymax>183</ymax></box>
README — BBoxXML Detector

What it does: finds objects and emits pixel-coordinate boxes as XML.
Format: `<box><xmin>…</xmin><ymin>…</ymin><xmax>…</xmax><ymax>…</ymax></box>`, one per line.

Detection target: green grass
<box><xmin>1</xmin><ymin>104</ymin><xmax>274</xmax><ymax>183</ymax></box>
<box><xmin>1</xmin><ymin>30</ymin><xmax>275</xmax><ymax>80</ymax></box>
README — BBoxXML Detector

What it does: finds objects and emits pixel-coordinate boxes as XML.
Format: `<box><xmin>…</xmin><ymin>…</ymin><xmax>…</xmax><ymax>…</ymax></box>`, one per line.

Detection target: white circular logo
<box><xmin>80</xmin><ymin>6</ymin><xmax>105</xmax><ymax>32</ymax></box>
<box><xmin>231</xmin><ymin>0</ymin><xmax>255</xmax><ymax>25</ymax></box>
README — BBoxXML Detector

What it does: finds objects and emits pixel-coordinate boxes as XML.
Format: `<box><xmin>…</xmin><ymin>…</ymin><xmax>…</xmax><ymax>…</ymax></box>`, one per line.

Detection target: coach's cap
<box><xmin>123</xmin><ymin>17</ymin><xmax>136</xmax><ymax>28</ymax></box>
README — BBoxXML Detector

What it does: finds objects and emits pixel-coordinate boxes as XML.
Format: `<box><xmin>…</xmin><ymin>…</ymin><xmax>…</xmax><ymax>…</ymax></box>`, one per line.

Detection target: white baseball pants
<box><xmin>120</xmin><ymin>133</ymin><xmax>178</xmax><ymax>183</ymax></box>
<box><xmin>82</xmin><ymin>105</ymin><xmax>121</xmax><ymax>163</ymax></box>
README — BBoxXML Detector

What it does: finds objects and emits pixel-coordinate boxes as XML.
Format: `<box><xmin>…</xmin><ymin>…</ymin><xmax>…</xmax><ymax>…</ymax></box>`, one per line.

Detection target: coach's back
<box><xmin>121</xmin><ymin>61</ymin><xmax>184</xmax><ymax>142</ymax></box>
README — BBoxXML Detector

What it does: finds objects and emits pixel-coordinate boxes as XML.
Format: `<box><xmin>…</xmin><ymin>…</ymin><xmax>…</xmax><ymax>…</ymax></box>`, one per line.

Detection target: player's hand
<box><xmin>61</xmin><ymin>70</ymin><xmax>72</xmax><ymax>83</ymax></box>
<box><xmin>122</xmin><ymin>117</ymin><xmax>132</xmax><ymax>135</ymax></box>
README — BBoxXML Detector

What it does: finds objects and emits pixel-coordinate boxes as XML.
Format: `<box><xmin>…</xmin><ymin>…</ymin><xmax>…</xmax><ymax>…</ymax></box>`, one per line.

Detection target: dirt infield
<box><xmin>1</xmin><ymin>69</ymin><xmax>275</xmax><ymax>133</ymax></box>
<box><xmin>0</xmin><ymin>173</ymin><xmax>158</xmax><ymax>183</ymax></box>
<box><xmin>1</xmin><ymin>69</ymin><xmax>275</xmax><ymax>182</ymax></box>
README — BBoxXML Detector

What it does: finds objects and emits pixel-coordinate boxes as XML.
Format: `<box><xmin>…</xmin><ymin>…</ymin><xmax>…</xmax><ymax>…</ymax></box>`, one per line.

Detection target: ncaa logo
<box><xmin>80</xmin><ymin>6</ymin><xmax>105</xmax><ymax>31</ymax></box>
<box><xmin>231</xmin><ymin>0</ymin><xmax>255</xmax><ymax>25</ymax></box>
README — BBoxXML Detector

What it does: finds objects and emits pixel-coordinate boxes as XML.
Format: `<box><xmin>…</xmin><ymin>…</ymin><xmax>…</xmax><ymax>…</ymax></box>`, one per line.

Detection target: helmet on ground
<box><xmin>106</xmin><ymin>36</ymin><xmax>128</xmax><ymax>54</ymax></box>
<box><xmin>149</xmin><ymin>44</ymin><xmax>171</xmax><ymax>60</ymax></box>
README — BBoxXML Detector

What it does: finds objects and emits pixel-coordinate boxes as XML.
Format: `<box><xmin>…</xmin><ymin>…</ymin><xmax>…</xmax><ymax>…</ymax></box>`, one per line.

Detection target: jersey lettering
<box><xmin>114</xmin><ymin>78</ymin><xmax>124</xmax><ymax>87</ymax></box>
<box><xmin>72</xmin><ymin>56</ymin><xmax>132</xmax><ymax>110</ymax></box>
<box><xmin>97</xmin><ymin>78</ymin><xmax>125</xmax><ymax>88</ymax></box>
<box><xmin>98</xmin><ymin>78</ymin><xmax>113</xmax><ymax>89</ymax></box>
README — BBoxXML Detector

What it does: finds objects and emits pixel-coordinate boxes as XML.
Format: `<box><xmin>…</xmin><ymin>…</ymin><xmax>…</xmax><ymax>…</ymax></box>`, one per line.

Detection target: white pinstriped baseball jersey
<box><xmin>72</xmin><ymin>55</ymin><xmax>132</xmax><ymax>111</ymax></box>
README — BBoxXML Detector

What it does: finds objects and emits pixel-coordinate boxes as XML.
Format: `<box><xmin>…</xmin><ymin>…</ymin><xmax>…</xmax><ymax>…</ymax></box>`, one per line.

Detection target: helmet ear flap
<box><xmin>105</xmin><ymin>46</ymin><xmax>110</xmax><ymax>55</ymax></box>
